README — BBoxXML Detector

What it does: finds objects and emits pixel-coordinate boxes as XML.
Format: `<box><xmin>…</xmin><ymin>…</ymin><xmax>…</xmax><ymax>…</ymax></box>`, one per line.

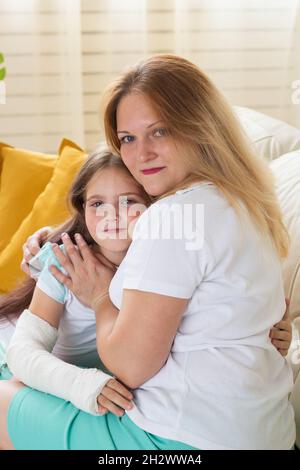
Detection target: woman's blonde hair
<box><xmin>102</xmin><ymin>54</ymin><xmax>289</xmax><ymax>258</ymax></box>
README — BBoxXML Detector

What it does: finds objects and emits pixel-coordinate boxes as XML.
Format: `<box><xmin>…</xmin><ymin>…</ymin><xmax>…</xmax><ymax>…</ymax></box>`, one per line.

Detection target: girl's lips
<box><xmin>104</xmin><ymin>228</ymin><xmax>127</xmax><ymax>233</ymax></box>
<box><xmin>141</xmin><ymin>167</ymin><xmax>165</xmax><ymax>175</ymax></box>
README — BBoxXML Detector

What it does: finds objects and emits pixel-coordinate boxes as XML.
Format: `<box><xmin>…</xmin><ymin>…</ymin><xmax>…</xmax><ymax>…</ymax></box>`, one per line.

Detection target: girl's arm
<box><xmin>6</xmin><ymin>287</ymin><xmax>133</xmax><ymax>416</ymax></box>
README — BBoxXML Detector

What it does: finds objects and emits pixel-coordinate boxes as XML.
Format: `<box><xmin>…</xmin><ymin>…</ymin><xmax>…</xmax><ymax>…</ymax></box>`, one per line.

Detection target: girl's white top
<box><xmin>109</xmin><ymin>182</ymin><xmax>295</xmax><ymax>450</ymax></box>
<box><xmin>28</xmin><ymin>242</ymin><xmax>104</xmax><ymax>369</ymax></box>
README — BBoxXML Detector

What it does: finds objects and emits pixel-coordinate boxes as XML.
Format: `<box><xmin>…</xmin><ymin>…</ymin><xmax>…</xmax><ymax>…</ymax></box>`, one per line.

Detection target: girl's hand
<box><xmin>21</xmin><ymin>226</ymin><xmax>53</xmax><ymax>275</ymax></box>
<box><xmin>270</xmin><ymin>299</ymin><xmax>292</xmax><ymax>357</ymax></box>
<box><xmin>97</xmin><ymin>378</ymin><xmax>134</xmax><ymax>417</ymax></box>
<box><xmin>49</xmin><ymin>233</ymin><xmax>117</xmax><ymax>308</ymax></box>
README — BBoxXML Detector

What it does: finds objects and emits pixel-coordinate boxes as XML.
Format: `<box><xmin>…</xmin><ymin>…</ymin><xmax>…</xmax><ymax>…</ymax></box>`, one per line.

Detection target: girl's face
<box><xmin>84</xmin><ymin>167</ymin><xmax>148</xmax><ymax>260</ymax></box>
<box><xmin>116</xmin><ymin>92</ymin><xmax>191</xmax><ymax>196</ymax></box>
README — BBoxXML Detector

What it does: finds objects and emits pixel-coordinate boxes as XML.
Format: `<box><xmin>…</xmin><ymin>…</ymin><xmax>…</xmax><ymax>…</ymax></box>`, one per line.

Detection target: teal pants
<box><xmin>0</xmin><ymin>342</ymin><xmax>198</xmax><ymax>450</ymax></box>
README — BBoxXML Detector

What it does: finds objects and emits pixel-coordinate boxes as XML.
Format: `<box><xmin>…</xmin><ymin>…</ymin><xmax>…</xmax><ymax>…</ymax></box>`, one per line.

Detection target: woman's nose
<box><xmin>137</xmin><ymin>138</ymin><xmax>157</xmax><ymax>163</ymax></box>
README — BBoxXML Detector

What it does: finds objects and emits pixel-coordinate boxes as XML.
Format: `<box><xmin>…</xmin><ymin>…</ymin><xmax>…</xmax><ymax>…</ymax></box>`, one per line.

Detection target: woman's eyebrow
<box><xmin>117</xmin><ymin>120</ymin><xmax>164</xmax><ymax>134</ymax></box>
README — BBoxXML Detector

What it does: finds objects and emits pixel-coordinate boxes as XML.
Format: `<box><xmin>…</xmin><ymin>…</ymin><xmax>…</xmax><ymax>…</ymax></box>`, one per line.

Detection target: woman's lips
<box><xmin>141</xmin><ymin>167</ymin><xmax>165</xmax><ymax>175</ymax></box>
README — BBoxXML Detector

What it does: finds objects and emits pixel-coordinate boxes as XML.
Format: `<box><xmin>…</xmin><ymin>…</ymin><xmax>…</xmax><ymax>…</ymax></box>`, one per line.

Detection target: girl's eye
<box><xmin>153</xmin><ymin>127</ymin><xmax>168</xmax><ymax>137</ymax></box>
<box><xmin>120</xmin><ymin>135</ymin><xmax>135</xmax><ymax>144</ymax></box>
<box><xmin>119</xmin><ymin>197</ymin><xmax>136</xmax><ymax>207</ymax></box>
<box><xmin>91</xmin><ymin>201</ymin><xmax>103</xmax><ymax>208</ymax></box>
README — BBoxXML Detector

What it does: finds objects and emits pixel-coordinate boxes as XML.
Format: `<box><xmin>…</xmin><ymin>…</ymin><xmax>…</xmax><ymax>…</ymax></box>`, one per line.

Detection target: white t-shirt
<box><xmin>109</xmin><ymin>182</ymin><xmax>295</xmax><ymax>450</ymax></box>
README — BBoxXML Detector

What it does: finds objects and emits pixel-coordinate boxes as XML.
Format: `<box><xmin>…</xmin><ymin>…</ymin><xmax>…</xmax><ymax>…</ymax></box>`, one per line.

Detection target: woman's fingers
<box><xmin>75</xmin><ymin>233</ymin><xmax>117</xmax><ymax>276</ymax></box>
<box><xmin>74</xmin><ymin>233</ymin><xmax>96</xmax><ymax>264</ymax></box>
<box><xmin>26</xmin><ymin>227</ymin><xmax>52</xmax><ymax>257</ymax></box>
<box><xmin>272</xmin><ymin>320</ymin><xmax>292</xmax><ymax>333</ymax></box>
<box><xmin>60</xmin><ymin>234</ymin><xmax>84</xmax><ymax>267</ymax></box>
<box><xmin>20</xmin><ymin>259</ymin><xmax>31</xmax><ymax>276</ymax></box>
<box><xmin>271</xmin><ymin>338</ymin><xmax>290</xmax><ymax>352</ymax></box>
<box><xmin>279</xmin><ymin>349</ymin><xmax>288</xmax><ymax>357</ymax></box>
<box><xmin>24</xmin><ymin>237</ymin><xmax>41</xmax><ymax>258</ymax></box>
<box><xmin>51</xmin><ymin>243</ymin><xmax>75</xmax><ymax>278</ymax></box>
<box><xmin>49</xmin><ymin>265</ymin><xmax>72</xmax><ymax>289</ymax></box>
<box><xmin>270</xmin><ymin>328</ymin><xmax>291</xmax><ymax>341</ymax></box>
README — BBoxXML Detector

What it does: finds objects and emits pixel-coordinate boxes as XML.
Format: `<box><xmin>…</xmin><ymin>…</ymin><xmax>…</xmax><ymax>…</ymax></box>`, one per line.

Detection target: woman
<box><xmin>0</xmin><ymin>55</ymin><xmax>295</xmax><ymax>449</ymax></box>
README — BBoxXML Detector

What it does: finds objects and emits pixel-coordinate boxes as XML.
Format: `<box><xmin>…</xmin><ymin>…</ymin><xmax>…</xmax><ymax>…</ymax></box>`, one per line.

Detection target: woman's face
<box><xmin>84</xmin><ymin>167</ymin><xmax>148</xmax><ymax>260</ymax></box>
<box><xmin>116</xmin><ymin>93</ymin><xmax>191</xmax><ymax>196</ymax></box>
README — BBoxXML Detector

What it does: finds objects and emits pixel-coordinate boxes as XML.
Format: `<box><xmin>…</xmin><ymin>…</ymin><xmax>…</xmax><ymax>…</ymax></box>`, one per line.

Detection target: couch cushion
<box><xmin>0</xmin><ymin>143</ymin><xmax>56</xmax><ymax>254</ymax></box>
<box><xmin>235</xmin><ymin>106</ymin><xmax>300</xmax><ymax>161</ymax></box>
<box><xmin>270</xmin><ymin>150</ymin><xmax>300</xmax><ymax>322</ymax></box>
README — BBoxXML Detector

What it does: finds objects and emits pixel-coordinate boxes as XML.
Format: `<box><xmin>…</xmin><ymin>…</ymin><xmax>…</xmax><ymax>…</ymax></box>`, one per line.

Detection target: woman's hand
<box><xmin>49</xmin><ymin>232</ymin><xmax>117</xmax><ymax>308</ymax></box>
<box><xmin>97</xmin><ymin>378</ymin><xmax>134</xmax><ymax>417</ymax></box>
<box><xmin>21</xmin><ymin>226</ymin><xmax>53</xmax><ymax>275</ymax></box>
<box><xmin>270</xmin><ymin>299</ymin><xmax>292</xmax><ymax>357</ymax></box>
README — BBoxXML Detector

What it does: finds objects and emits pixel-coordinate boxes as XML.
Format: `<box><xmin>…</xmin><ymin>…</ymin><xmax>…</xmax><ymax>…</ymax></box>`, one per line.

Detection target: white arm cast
<box><xmin>5</xmin><ymin>309</ymin><xmax>113</xmax><ymax>415</ymax></box>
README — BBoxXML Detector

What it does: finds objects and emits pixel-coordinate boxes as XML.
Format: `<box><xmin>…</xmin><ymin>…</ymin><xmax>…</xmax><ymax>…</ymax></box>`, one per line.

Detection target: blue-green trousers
<box><xmin>0</xmin><ymin>342</ymin><xmax>198</xmax><ymax>450</ymax></box>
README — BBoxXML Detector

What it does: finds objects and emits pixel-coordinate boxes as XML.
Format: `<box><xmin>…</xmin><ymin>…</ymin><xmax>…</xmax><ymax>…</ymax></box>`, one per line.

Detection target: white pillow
<box><xmin>270</xmin><ymin>150</ymin><xmax>300</xmax><ymax>322</ymax></box>
<box><xmin>235</xmin><ymin>106</ymin><xmax>300</xmax><ymax>161</ymax></box>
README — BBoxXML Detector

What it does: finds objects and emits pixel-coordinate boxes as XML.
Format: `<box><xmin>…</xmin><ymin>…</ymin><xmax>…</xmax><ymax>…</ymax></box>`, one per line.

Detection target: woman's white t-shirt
<box><xmin>109</xmin><ymin>182</ymin><xmax>295</xmax><ymax>450</ymax></box>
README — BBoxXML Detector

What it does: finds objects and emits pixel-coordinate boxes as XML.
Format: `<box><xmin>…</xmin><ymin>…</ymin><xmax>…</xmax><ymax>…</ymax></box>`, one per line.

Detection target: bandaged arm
<box><xmin>6</xmin><ymin>309</ymin><xmax>113</xmax><ymax>415</ymax></box>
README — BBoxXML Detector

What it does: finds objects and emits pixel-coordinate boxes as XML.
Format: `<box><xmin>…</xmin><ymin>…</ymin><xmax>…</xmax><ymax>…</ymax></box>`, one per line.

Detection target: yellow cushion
<box><xmin>0</xmin><ymin>143</ymin><xmax>57</xmax><ymax>253</ymax></box>
<box><xmin>0</xmin><ymin>141</ymin><xmax>13</xmax><ymax>176</ymax></box>
<box><xmin>0</xmin><ymin>139</ymin><xmax>87</xmax><ymax>293</ymax></box>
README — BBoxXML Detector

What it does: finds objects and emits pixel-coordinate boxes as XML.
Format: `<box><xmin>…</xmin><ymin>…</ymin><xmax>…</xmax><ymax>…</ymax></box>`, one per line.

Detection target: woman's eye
<box><xmin>120</xmin><ymin>135</ymin><xmax>135</xmax><ymax>144</ymax></box>
<box><xmin>153</xmin><ymin>127</ymin><xmax>169</xmax><ymax>137</ymax></box>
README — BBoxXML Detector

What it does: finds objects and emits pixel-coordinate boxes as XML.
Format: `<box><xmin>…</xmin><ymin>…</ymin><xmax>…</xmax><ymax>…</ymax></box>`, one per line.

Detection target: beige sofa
<box><xmin>235</xmin><ymin>106</ymin><xmax>300</xmax><ymax>448</ymax></box>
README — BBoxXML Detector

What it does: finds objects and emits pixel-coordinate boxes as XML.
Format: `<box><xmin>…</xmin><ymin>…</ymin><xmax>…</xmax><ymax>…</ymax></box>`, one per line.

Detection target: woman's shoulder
<box><xmin>142</xmin><ymin>182</ymin><xmax>228</xmax><ymax>220</ymax></box>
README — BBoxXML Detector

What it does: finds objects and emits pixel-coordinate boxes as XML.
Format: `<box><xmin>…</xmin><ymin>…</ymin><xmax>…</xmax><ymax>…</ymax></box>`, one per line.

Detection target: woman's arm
<box><xmin>49</xmin><ymin>233</ymin><xmax>189</xmax><ymax>390</ymax></box>
<box><xmin>6</xmin><ymin>288</ymin><xmax>133</xmax><ymax>415</ymax></box>
<box><xmin>95</xmin><ymin>290</ymin><xmax>188</xmax><ymax>390</ymax></box>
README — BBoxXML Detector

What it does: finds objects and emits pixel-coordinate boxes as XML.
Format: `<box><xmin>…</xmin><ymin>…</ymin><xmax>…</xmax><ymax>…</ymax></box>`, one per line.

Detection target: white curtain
<box><xmin>1</xmin><ymin>0</ymin><xmax>300</xmax><ymax>154</ymax></box>
<box><xmin>0</xmin><ymin>0</ymin><xmax>84</xmax><ymax>153</ymax></box>
<box><xmin>172</xmin><ymin>0</ymin><xmax>300</xmax><ymax>128</ymax></box>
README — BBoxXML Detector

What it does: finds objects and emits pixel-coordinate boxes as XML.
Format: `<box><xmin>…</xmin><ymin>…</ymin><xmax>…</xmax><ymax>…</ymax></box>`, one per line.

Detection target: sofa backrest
<box><xmin>235</xmin><ymin>106</ymin><xmax>300</xmax><ymax>161</ymax></box>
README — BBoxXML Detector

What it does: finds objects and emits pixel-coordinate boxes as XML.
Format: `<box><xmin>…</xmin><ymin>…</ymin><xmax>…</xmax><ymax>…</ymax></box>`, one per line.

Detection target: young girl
<box><xmin>0</xmin><ymin>148</ymin><xmax>292</xmax><ymax>418</ymax></box>
<box><xmin>0</xmin><ymin>147</ymin><xmax>152</xmax><ymax>417</ymax></box>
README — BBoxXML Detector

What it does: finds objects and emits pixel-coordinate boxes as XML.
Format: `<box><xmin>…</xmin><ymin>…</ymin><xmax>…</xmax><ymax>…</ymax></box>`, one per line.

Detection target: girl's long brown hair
<box><xmin>0</xmin><ymin>147</ymin><xmax>152</xmax><ymax>324</ymax></box>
